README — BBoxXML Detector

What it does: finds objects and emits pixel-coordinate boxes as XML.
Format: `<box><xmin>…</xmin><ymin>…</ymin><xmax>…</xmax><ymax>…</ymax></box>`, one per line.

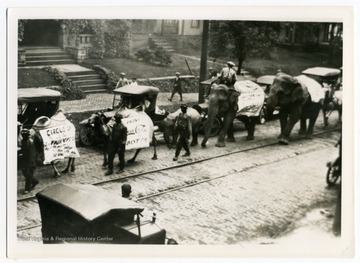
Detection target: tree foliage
<box><xmin>209</xmin><ymin>21</ymin><xmax>281</xmax><ymax>74</ymax></box>
<box><xmin>18</xmin><ymin>19</ymin><xmax>131</xmax><ymax>59</ymax></box>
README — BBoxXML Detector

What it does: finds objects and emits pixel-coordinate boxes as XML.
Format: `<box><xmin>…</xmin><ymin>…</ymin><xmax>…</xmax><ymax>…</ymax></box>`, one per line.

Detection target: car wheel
<box><xmin>258</xmin><ymin>106</ymin><xmax>266</xmax><ymax>124</ymax></box>
<box><xmin>209</xmin><ymin>118</ymin><xmax>221</xmax><ymax>137</ymax></box>
<box><xmin>79</xmin><ymin>124</ymin><xmax>95</xmax><ymax>146</ymax></box>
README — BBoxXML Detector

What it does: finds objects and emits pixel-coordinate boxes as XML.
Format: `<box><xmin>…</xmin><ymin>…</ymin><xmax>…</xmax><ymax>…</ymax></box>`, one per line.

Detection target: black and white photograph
<box><xmin>4</xmin><ymin>3</ymin><xmax>358</xmax><ymax>260</ymax></box>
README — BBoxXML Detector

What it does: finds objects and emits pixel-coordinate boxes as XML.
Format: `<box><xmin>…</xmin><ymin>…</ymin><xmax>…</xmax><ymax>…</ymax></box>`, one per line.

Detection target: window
<box><xmin>190</xmin><ymin>20</ymin><xmax>200</xmax><ymax>28</ymax></box>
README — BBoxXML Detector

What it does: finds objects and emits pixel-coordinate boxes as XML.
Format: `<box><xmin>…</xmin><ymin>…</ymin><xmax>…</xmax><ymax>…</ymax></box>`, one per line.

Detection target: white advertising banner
<box><xmin>39</xmin><ymin>122</ymin><xmax>80</xmax><ymax>164</ymax></box>
<box><xmin>122</xmin><ymin>116</ymin><xmax>150</xmax><ymax>150</ymax></box>
<box><xmin>235</xmin><ymin>80</ymin><xmax>265</xmax><ymax>117</ymax></box>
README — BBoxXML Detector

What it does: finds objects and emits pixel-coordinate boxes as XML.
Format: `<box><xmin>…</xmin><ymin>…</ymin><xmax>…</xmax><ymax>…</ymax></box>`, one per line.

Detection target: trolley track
<box><xmin>17</xmin><ymin>128</ymin><xmax>340</xmax><ymax>234</ymax></box>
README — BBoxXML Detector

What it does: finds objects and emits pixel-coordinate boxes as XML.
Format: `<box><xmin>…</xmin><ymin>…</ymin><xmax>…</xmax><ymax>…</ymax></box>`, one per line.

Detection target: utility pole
<box><xmin>198</xmin><ymin>20</ymin><xmax>209</xmax><ymax>103</ymax></box>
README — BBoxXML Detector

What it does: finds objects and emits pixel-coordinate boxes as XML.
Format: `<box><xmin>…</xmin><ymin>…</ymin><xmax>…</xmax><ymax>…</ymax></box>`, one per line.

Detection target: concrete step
<box><xmin>26</xmin><ymin>50</ymin><xmax>66</xmax><ymax>56</ymax></box>
<box><xmin>73</xmin><ymin>79</ymin><xmax>105</xmax><ymax>86</ymax></box>
<box><xmin>26</xmin><ymin>55</ymin><xmax>73</xmax><ymax>61</ymax></box>
<box><xmin>83</xmin><ymin>89</ymin><xmax>108</xmax><ymax>94</ymax></box>
<box><xmin>24</xmin><ymin>59</ymin><xmax>77</xmax><ymax>66</ymax></box>
<box><xmin>66</xmin><ymin>70</ymin><xmax>98</xmax><ymax>76</ymax></box>
<box><xmin>151</xmin><ymin>39</ymin><xmax>170</xmax><ymax>43</ymax></box>
<box><xmin>149</xmin><ymin>37</ymin><xmax>175</xmax><ymax>52</ymax></box>
<box><xmin>79</xmin><ymin>83</ymin><xmax>107</xmax><ymax>90</ymax></box>
<box><xmin>21</xmin><ymin>46</ymin><xmax>61</xmax><ymax>50</ymax></box>
<box><xmin>67</xmin><ymin>74</ymin><xmax>102</xmax><ymax>81</ymax></box>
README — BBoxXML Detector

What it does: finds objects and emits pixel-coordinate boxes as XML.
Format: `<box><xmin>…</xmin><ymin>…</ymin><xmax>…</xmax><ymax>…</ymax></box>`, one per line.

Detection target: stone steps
<box><xmin>20</xmin><ymin>47</ymin><xmax>76</xmax><ymax>66</ymax></box>
<box><xmin>149</xmin><ymin>36</ymin><xmax>176</xmax><ymax>52</ymax></box>
<box><xmin>65</xmin><ymin>70</ymin><xmax>107</xmax><ymax>93</ymax></box>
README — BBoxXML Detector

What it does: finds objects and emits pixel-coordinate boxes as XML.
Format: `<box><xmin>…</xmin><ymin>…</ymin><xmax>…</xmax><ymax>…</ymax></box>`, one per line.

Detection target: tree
<box><xmin>18</xmin><ymin>19</ymin><xmax>131</xmax><ymax>59</ymax></box>
<box><xmin>209</xmin><ymin>21</ymin><xmax>281</xmax><ymax>74</ymax></box>
<box><xmin>327</xmin><ymin>23</ymin><xmax>343</xmax><ymax>66</ymax></box>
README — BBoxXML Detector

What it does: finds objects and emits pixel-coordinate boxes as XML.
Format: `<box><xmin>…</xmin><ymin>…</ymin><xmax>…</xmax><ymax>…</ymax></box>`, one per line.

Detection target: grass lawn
<box><xmin>17</xmin><ymin>46</ymin><xmax>338</xmax><ymax>91</ymax></box>
<box><xmin>18</xmin><ymin>68</ymin><xmax>58</xmax><ymax>88</ymax></box>
<box><xmin>81</xmin><ymin>46</ymin><xmax>337</xmax><ymax>80</ymax></box>
<box><xmin>80</xmin><ymin>53</ymin><xmax>202</xmax><ymax>79</ymax></box>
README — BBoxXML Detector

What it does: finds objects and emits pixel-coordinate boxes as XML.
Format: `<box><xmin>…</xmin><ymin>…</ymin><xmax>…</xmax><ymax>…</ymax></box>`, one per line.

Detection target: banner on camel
<box><xmin>122</xmin><ymin>116</ymin><xmax>150</xmax><ymax>150</ymax></box>
<box><xmin>39</xmin><ymin>121</ymin><xmax>80</xmax><ymax>164</ymax></box>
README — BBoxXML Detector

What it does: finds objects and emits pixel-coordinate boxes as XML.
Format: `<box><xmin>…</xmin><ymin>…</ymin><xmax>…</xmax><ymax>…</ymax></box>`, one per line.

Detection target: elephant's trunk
<box><xmin>267</xmin><ymin>92</ymin><xmax>278</xmax><ymax>107</ymax></box>
<box><xmin>201</xmin><ymin>98</ymin><xmax>219</xmax><ymax>147</ymax></box>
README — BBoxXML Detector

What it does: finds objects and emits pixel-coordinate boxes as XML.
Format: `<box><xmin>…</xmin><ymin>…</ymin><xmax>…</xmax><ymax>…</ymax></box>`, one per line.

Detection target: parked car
<box><xmin>255</xmin><ymin>75</ymin><xmax>279</xmax><ymax>120</ymax></box>
<box><xmin>301</xmin><ymin>67</ymin><xmax>342</xmax><ymax>126</ymax></box>
<box><xmin>301</xmin><ymin>67</ymin><xmax>341</xmax><ymax>88</ymax></box>
<box><xmin>18</xmin><ymin>88</ymin><xmax>61</xmax><ymax>129</ymax></box>
<box><xmin>36</xmin><ymin>183</ymin><xmax>172</xmax><ymax>244</ymax></box>
<box><xmin>79</xmin><ymin>85</ymin><xmax>169</xmax><ymax>146</ymax></box>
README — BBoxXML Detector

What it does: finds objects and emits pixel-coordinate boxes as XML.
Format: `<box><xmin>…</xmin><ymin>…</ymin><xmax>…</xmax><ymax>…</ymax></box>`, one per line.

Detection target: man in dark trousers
<box><xmin>105</xmin><ymin>113</ymin><xmax>128</xmax><ymax>175</ymax></box>
<box><xmin>20</xmin><ymin>129</ymin><xmax>39</xmax><ymax>194</ymax></box>
<box><xmin>168</xmin><ymin>72</ymin><xmax>183</xmax><ymax>102</ymax></box>
<box><xmin>173</xmin><ymin>104</ymin><xmax>192</xmax><ymax>161</ymax></box>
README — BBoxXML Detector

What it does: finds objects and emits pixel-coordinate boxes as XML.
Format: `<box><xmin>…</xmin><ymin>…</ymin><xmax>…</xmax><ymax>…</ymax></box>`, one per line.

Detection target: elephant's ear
<box><xmin>228</xmin><ymin>89</ymin><xmax>240</xmax><ymax>104</ymax></box>
<box><xmin>213</xmin><ymin>84</ymin><xmax>229</xmax><ymax>101</ymax></box>
<box><xmin>291</xmin><ymin>82</ymin><xmax>304</xmax><ymax>103</ymax></box>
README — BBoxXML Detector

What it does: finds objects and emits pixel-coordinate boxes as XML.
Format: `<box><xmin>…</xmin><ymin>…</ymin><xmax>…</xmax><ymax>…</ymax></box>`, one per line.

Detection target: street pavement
<box><xmin>14</xmin><ymin>88</ymin><xmax>345</xmax><ymax>249</ymax></box>
<box><xmin>16</xmin><ymin>131</ymin><xmax>344</xmax><ymax>254</ymax></box>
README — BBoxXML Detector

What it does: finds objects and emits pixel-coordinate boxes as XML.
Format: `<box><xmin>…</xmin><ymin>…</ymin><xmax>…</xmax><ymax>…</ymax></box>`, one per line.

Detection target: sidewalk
<box><xmin>60</xmin><ymin>92</ymin><xmax>200</xmax><ymax>113</ymax></box>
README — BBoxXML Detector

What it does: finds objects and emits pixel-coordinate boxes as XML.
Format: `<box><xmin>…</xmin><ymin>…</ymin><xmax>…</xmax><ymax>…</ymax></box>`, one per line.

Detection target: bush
<box><xmin>42</xmin><ymin>66</ymin><xmax>85</xmax><ymax>100</ymax></box>
<box><xmin>153</xmin><ymin>47</ymin><xmax>172</xmax><ymax>65</ymax></box>
<box><xmin>93</xmin><ymin>65</ymin><xmax>119</xmax><ymax>91</ymax></box>
<box><xmin>135</xmin><ymin>47</ymin><xmax>172</xmax><ymax>66</ymax></box>
<box><xmin>135</xmin><ymin>48</ymin><xmax>155</xmax><ymax>63</ymax></box>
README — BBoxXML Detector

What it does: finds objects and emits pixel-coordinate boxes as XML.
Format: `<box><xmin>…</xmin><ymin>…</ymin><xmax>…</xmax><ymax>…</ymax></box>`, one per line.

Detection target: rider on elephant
<box><xmin>218</xmin><ymin>61</ymin><xmax>237</xmax><ymax>87</ymax></box>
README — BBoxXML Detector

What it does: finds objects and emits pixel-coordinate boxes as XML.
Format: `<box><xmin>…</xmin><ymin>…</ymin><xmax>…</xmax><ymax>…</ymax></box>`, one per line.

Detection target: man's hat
<box><xmin>120</xmin><ymin>72</ymin><xmax>126</xmax><ymax>76</ymax></box>
<box><xmin>21</xmin><ymin>128</ymin><xmax>31</xmax><ymax>136</ymax></box>
<box><xmin>180</xmin><ymin>103</ymin><xmax>188</xmax><ymax>109</ymax></box>
<box><xmin>115</xmin><ymin>112</ymin><xmax>123</xmax><ymax>119</ymax></box>
<box><xmin>227</xmin><ymin>61</ymin><xmax>235</xmax><ymax>67</ymax></box>
<box><xmin>121</xmin><ymin>184</ymin><xmax>132</xmax><ymax>194</ymax></box>
<box><xmin>175</xmin><ymin>72</ymin><xmax>181</xmax><ymax>75</ymax></box>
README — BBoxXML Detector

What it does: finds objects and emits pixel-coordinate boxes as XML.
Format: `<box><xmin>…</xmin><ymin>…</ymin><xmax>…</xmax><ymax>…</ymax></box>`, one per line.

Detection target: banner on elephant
<box><xmin>235</xmin><ymin>80</ymin><xmax>265</xmax><ymax>117</ymax></box>
<box><xmin>39</xmin><ymin>122</ymin><xmax>80</xmax><ymax>164</ymax></box>
<box><xmin>123</xmin><ymin>116</ymin><xmax>150</xmax><ymax>150</ymax></box>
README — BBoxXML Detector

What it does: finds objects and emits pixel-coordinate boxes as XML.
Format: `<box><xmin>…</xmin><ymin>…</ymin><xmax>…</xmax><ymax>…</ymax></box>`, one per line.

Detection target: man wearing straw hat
<box><xmin>218</xmin><ymin>61</ymin><xmax>237</xmax><ymax>87</ymax></box>
<box><xmin>168</xmin><ymin>72</ymin><xmax>183</xmax><ymax>102</ymax></box>
<box><xmin>115</xmin><ymin>72</ymin><xmax>130</xmax><ymax>88</ymax></box>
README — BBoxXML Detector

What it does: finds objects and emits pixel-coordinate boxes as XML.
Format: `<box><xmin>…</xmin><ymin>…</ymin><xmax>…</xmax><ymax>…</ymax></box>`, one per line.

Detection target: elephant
<box><xmin>267</xmin><ymin>73</ymin><xmax>324</xmax><ymax>145</ymax></box>
<box><xmin>200</xmin><ymin>82</ymin><xmax>265</xmax><ymax>148</ymax></box>
<box><xmin>159</xmin><ymin>107</ymin><xmax>201</xmax><ymax>149</ymax></box>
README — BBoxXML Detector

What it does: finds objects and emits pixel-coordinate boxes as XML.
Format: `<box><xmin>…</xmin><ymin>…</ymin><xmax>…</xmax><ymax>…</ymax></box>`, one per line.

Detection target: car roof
<box><xmin>113</xmin><ymin>85</ymin><xmax>160</xmax><ymax>95</ymax></box>
<box><xmin>256</xmin><ymin>75</ymin><xmax>275</xmax><ymax>85</ymax></box>
<box><xmin>301</xmin><ymin>67</ymin><xmax>341</xmax><ymax>77</ymax></box>
<box><xmin>36</xmin><ymin>183</ymin><xmax>144</xmax><ymax>221</ymax></box>
<box><xmin>18</xmin><ymin>88</ymin><xmax>61</xmax><ymax>102</ymax></box>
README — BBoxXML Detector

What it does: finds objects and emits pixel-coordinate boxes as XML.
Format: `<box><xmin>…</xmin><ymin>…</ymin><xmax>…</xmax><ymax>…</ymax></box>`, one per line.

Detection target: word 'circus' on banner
<box><xmin>39</xmin><ymin>122</ymin><xmax>80</xmax><ymax>164</ymax></box>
